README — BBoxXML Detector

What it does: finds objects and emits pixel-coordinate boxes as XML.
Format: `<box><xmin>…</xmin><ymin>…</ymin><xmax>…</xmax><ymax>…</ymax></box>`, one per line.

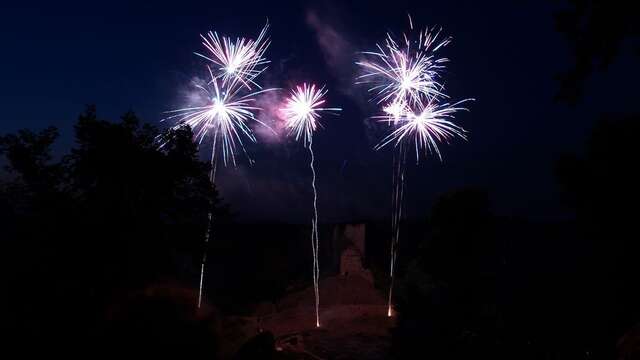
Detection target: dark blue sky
<box><xmin>1</xmin><ymin>0</ymin><xmax>638</xmax><ymax>222</ymax></box>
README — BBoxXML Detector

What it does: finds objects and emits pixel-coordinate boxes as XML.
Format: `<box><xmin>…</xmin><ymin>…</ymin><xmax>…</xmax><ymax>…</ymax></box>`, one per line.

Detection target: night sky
<box><xmin>1</xmin><ymin>0</ymin><xmax>638</xmax><ymax>223</ymax></box>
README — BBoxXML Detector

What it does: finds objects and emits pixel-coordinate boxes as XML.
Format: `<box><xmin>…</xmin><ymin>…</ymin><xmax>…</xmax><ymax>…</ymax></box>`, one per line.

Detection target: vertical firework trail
<box><xmin>388</xmin><ymin>144</ymin><xmax>406</xmax><ymax>316</ymax></box>
<box><xmin>198</xmin><ymin>160</ymin><xmax>216</xmax><ymax>309</ymax></box>
<box><xmin>309</xmin><ymin>137</ymin><xmax>320</xmax><ymax>327</ymax></box>
<box><xmin>281</xmin><ymin>83</ymin><xmax>341</xmax><ymax>327</ymax></box>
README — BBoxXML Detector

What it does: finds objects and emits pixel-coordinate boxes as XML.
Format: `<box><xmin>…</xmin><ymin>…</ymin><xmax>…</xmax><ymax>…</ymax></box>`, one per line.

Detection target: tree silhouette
<box><xmin>389</xmin><ymin>171</ymin><xmax>640</xmax><ymax>359</ymax></box>
<box><xmin>1</xmin><ymin>106</ymin><xmax>226</xmax><ymax>357</ymax></box>
<box><xmin>0</xmin><ymin>126</ymin><xmax>64</xmax><ymax>207</ymax></box>
<box><xmin>555</xmin><ymin>114</ymin><xmax>640</xmax><ymax>343</ymax></box>
<box><xmin>391</xmin><ymin>189</ymin><xmax>503</xmax><ymax>360</ymax></box>
<box><xmin>555</xmin><ymin>0</ymin><xmax>640</xmax><ymax>103</ymax></box>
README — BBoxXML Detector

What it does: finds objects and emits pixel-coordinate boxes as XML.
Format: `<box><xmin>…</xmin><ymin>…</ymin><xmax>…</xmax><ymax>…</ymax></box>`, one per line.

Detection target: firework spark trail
<box><xmin>281</xmin><ymin>83</ymin><xmax>341</xmax><ymax>327</ymax></box>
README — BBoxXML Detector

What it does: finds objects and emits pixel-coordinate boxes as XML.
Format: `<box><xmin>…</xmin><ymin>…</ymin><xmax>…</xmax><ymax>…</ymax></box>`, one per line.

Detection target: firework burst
<box><xmin>164</xmin><ymin>68</ymin><xmax>274</xmax><ymax>167</ymax></box>
<box><xmin>356</xmin><ymin>25</ymin><xmax>451</xmax><ymax>114</ymax></box>
<box><xmin>375</xmin><ymin>98</ymin><xmax>470</xmax><ymax>162</ymax></box>
<box><xmin>281</xmin><ymin>83</ymin><xmax>342</xmax><ymax>146</ymax></box>
<box><xmin>196</xmin><ymin>22</ymin><xmax>271</xmax><ymax>90</ymax></box>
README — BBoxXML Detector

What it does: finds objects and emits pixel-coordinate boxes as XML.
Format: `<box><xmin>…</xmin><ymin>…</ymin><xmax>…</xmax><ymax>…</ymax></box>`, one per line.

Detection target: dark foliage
<box><xmin>1</xmin><ymin>106</ymin><xmax>341</xmax><ymax>357</ymax></box>
<box><xmin>234</xmin><ymin>331</ymin><xmax>278</xmax><ymax>360</ymax></box>
<box><xmin>102</xmin><ymin>284</ymin><xmax>220</xmax><ymax>359</ymax></box>
<box><xmin>554</xmin><ymin>114</ymin><xmax>640</xmax><ymax>337</ymax></box>
<box><xmin>1</xmin><ymin>106</ymin><xmax>223</xmax><ymax>357</ymax></box>
<box><xmin>390</xmin><ymin>116</ymin><xmax>640</xmax><ymax>359</ymax></box>
<box><xmin>555</xmin><ymin>0</ymin><xmax>640</xmax><ymax>104</ymax></box>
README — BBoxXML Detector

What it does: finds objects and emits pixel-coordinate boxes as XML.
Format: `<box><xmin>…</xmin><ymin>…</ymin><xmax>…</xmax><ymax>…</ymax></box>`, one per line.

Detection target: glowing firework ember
<box><xmin>281</xmin><ymin>83</ymin><xmax>341</xmax><ymax>327</ymax></box>
<box><xmin>196</xmin><ymin>23</ymin><xmax>270</xmax><ymax>90</ymax></box>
